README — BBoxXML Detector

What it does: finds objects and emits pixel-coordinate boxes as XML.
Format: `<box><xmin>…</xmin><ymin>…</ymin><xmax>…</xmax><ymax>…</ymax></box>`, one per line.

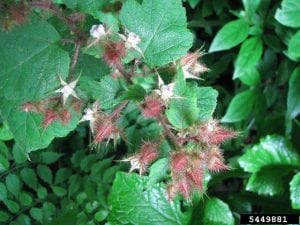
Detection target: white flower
<box><xmin>54</xmin><ymin>75</ymin><xmax>80</xmax><ymax>105</ymax></box>
<box><xmin>153</xmin><ymin>73</ymin><xmax>177</xmax><ymax>104</ymax></box>
<box><xmin>119</xmin><ymin>31</ymin><xmax>144</xmax><ymax>57</ymax></box>
<box><xmin>90</xmin><ymin>24</ymin><xmax>107</xmax><ymax>39</ymax></box>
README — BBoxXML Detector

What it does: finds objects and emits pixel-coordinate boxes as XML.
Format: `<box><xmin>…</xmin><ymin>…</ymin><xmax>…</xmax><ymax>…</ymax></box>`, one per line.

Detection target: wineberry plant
<box><xmin>0</xmin><ymin>0</ymin><xmax>300</xmax><ymax>225</ymax></box>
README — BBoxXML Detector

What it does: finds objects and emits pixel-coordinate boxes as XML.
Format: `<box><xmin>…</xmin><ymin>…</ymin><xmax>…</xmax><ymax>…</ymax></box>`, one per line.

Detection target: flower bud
<box><xmin>206</xmin><ymin>147</ymin><xmax>229</xmax><ymax>173</ymax></box>
<box><xmin>141</xmin><ymin>95</ymin><xmax>163</xmax><ymax>118</ymax></box>
<box><xmin>170</xmin><ymin>151</ymin><xmax>189</xmax><ymax>173</ymax></box>
<box><xmin>103</xmin><ymin>41</ymin><xmax>126</xmax><ymax>68</ymax></box>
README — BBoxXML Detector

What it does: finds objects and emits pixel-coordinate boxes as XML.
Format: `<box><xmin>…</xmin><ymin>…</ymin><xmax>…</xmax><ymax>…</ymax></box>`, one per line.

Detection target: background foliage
<box><xmin>0</xmin><ymin>0</ymin><xmax>300</xmax><ymax>224</ymax></box>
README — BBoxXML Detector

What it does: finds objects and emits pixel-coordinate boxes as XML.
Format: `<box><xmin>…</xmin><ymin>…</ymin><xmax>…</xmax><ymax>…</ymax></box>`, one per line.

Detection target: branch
<box><xmin>69</xmin><ymin>42</ymin><xmax>81</xmax><ymax>80</ymax></box>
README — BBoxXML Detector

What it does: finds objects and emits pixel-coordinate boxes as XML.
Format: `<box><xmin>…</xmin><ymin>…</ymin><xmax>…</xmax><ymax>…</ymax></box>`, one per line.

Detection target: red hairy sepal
<box><xmin>139</xmin><ymin>141</ymin><xmax>159</xmax><ymax>166</ymax></box>
<box><xmin>170</xmin><ymin>150</ymin><xmax>189</xmax><ymax>173</ymax></box>
<box><xmin>93</xmin><ymin>115</ymin><xmax>116</xmax><ymax>144</ymax></box>
<box><xmin>141</xmin><ymin>95</ymin><xmax>163</xmax><ymax>118</ymax></box>
<box><xmin>10</xmin><ymin>1</ymin><xmax>29</xmax><ymax>25</ymax></box>
<box><xmin>206</xmin><ymin>147</ymin><xmax>229</xmax><ymax>173</ymax></box>
<box><xmin>177</xmin><ymin>177</ymin><xmax>192</xmax><ymax>200</ymax></box>
<box><xmin>103</xmin><ymin>41</ymin><xmax>126</xmax><ymax>68</ymax></box>
<box><xmin>186</xmin><ymin>167</ymin><xmax>204</xmax><ymax>190</ymax></box>
<box><xmin>43</xmin><ymin>110</ymin><xmax>59</xmax><ymax>128</ymax></box>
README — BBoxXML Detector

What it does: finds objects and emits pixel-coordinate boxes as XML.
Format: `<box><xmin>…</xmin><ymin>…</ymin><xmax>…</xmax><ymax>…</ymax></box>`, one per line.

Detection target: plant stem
<box><xmin>69</xmin><ymin>42</ymin><xmax>81</xmax><ymax>80</ymax></box>
<box><xmin>158</xmin><ymin>115</ymin><xmax>181</xmax><ymax>149</ymax></box>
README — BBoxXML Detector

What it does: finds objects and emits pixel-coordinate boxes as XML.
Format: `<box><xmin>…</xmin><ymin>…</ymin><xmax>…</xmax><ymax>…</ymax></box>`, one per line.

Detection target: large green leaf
<box><xmin>242</xmin><ymin>0</ymin><xmax>261</xmax><ymax>19</ymax></box>
<box><xmin>0</xmin><ymin>21</ymin><xmax>79</xmax><ymax>152</ymax></box>
<box><xmin>209</xmin><ymin>19</ymin><xmax>249</xmax><ymax>52</ymax></box>
<box><xmin>203</xmin><ymin>198</ymin><xmax>234</xmax><ymax>225</ymax></box>
<box><xmin>5</xmin><ymin>174</ymin><xmax>21</xmax><ymax>198</ymax></box>
<box><xmin>239</xmin><ymin>135</ymin><xmax>300</xmax><ymax>173</ymax></box>
<box><xmin>233</xmin><ymin>37</ymin><xmax>263</xmax><ymax>79</ymax></box>
<box><xmin>288</xmin><ymin>31</ymin><xmax>300</xmax><ymax>59</ymax></box>
<box><xmin>275</xmin><ymin>0</ymin><xmax>300</xmax><ymax>28</ymax></box>
<box><xmin>108</xmin><ymin>172</ymin><xmax>191</xmax><ymax>225</ymax></box>
<box><xmin>196</xmin><ymin>87</ymin><xmax>218</xmax><ymax>121</ymax></box>
<box><xmin>221</xmin><ymin>90</ymin><xmax>257</xmax><ymax>123</ymax></box>
<box><xmin>166</xmin><ymin>72</ymin><xmax>200</xmax><ymax>129</ymax></box>
<box><xmin>120</xmin><ymin>0</ymin><xmax>193</xmax><ymax>67</ymax></box>
<box><xmin>246</xmin><ymin>168</ymin><xmax>290</xmax><ymax>196</ymax></box>
<box><xmin>290</xmin><ymin>172</ymin><xmax>300</xmax><ymax>209</ymax></box>
<box><xmin>287</xmin><ymin>67</ymin><xmax>300</xmax><ymax>119</ymax></box>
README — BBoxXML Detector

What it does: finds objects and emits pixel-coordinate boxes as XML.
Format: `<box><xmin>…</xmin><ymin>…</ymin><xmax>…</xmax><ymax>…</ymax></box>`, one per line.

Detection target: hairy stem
<box><xmin>69</xmin><ymin>42</ymin><xmax>81</xmax><ymax>80</ymax></box>
<box><xmin>158</xmin><ymin>115</ymin><xmax>182</xmax><ymax>149</ymax></box>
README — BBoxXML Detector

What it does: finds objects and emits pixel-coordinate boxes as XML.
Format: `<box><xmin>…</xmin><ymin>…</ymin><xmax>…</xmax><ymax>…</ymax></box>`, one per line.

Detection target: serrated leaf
<box><xmin>5</xmin><ymin>174</ymin><xmax>21</xmax><ymax>198</ymax></box>
<box><xmin>209</xmin><ymin>19</ymin><xmax>249</xmax><ymax>52</ymax></box>
<box><xmin>233</xmin><ymin>37</ymin><xmax>263</xmax><ymax>79</ymax></box>
<box><xmin>0</xmin><ymin>21</ymin><xmax>81</xmax><ymax>153</ymax></box>
<box><xmin>147</xmin><ymin>158</ymin><xmax>169</xmax><ymax>188</ymax></box>
<box><xmin>30</xmin><ymin>207</ymin><xmax>43</xmax><ymax>223</ymax></box>
<box><xmin>196</xmin><ymin>87</ymin><xmax>218</xmax><ymax>121</ymax></box>
<box><xmin>288</xmin><ymin>31</ymin><xmax>300</xmax><ymax>59</ymax></box>
<box><xmin>166</xmin><ymin>72</ymin><xmax>200</xmax><ymax>129</ymax></box>
<box><xmin>20</xmin><ymin>168</ymin><xmax>38</xmax><ymax>190</ymax></box>
<box><xmin>275</xmin><ymin>0</ymin><xmax>300</xmax><ymax>28</ymax></box>
<box><xmin>287</xmin><ymin>67</ymin><xmax>300</xmax><ymax>119</ymax></box>
<box><xmin>108</xmin><ymin>172</ymin><xmax>191</xmax><ymax>225</ymax></box>
<box><xmin>37</xmin><ymin>165</ymin><xmax>53</xmax><ymax>184</ymax></box>
<box><xmin>40</xmin><ymin>151</ymin><xmax>64</xmax><ymax>164</ymax></box>
<box><xmin>80</xmin><ymin>76</ymin><xmax>122</xmax><ymax>109</ymax></box>
<box><xmin>246</xmin><ymin>168</ymin><xmax>289</xmax><ymax>196</ymax></box>
<box><xmin>221</xmin><ymin>90</ymin><xmax>257</xmax><ymax>123</ymax></box>
<box><xmin>290</xmin><ymin>172</ymin><xmax>300</xmax><ymax>209</ymax></box>
<box><xmin>122</xmin><ymin>84</ymin><xmax>146</xmax><ymax>101</ymax></box>
<box><xmin>239</xmin><ymin>135</ymin><xmax>300</xmax><ymax>173</ymax></box>
<box><xmin>203</xmin><ymin>198</ymin><xmax>234</xmax><ymax>225</ymax></box>
<box><xmin>120</xmin><ymin>0</ymin><xmax>193</xmax><ymax>67</ymax></box>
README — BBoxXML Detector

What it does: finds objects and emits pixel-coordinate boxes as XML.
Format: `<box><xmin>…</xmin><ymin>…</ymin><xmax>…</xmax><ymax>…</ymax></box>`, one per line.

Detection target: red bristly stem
<box><xmin>158</xmin><ymin>115</ymin><xmax>182</xmax><ymax>149</ymax></box>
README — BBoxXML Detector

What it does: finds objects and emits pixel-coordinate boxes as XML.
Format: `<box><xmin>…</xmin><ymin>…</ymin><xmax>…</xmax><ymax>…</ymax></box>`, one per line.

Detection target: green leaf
<box><xmin>233</xmin><ymin>37</ymin><xmax>263</xmax><ymax>79</ymax></box>
<box><xmin>0</xmin><ymin>183</ymin><xmax>8</xmax><ymax>201</ymax></box>
<box><xmin>238</xmin><ymin>67</ymin><xmax>261</xmax><ymax>86</ymax></box>
<box><xmin>246</xmin><ymin>168</ymin><xmax>289</xmax><ymax>196</ymax></box>
<box><xmin>3</xmin><ymin>200</ymin><xmax>20</xmax><ymax>213</ymax></box>
<box><xmin>288</xmin><ymin>31</ymin><xmax>300</xmax><ymax>59</ymax></box>
<box><xmin>242</xmin><ymin>0</ymin><xmax>260</xmax><ymax>18</ymax></box>
<box><xmin>94</xmin><ymin>210</ymin><xmax>109</xmax><ymax>222</ymax></box>
<box><xmin>30</xmin><ymin>207</ymin><xmax>43</xmax><ymax>223</ymax></box>
<box><xmin>239</xmin><ymin>135</ymin><xmax>300</xmax><ymax>173</ymax></box>
<box><xmin>5</xmin><ymin>174</ymin><xmax>21</xmax><ymax>198</ymax></box>
<box><xmin>120</xmin><ymin>0</ymin><xmax>193</xmax><ymax>67</ymax></box>
<box><xmin>80</xmin><ymin>76</ymin><xmax>122</xmax><ymax>110</ymax></box>
<box><xmin>221</xmin><ymin>90</ymin><xmax>257</xmax><ymax>123</ymax></box>
<box><xmin>196</xmin><ymin>87</ymin><xmax>218</xmax><ymax>121</ymax></box>
<box><xmin>20</xmin><ymin>168</ymin><xmax>38</xmax><ymax>190</ymax></box>
<box><xmin>40</xmin><ymin>151</ymin><xmax>64</xmax><ymax>164</ymax></box>
<box><xmin>275</xmin><ymin>0</ymin><xmax>300</xmax><ymax>28</ymax></box>
<box><xmin>19</xmin><ymin>192</ymin><xmax>33</xmax><ymax>206</ymax></box>
<box><xmin>0</xmin><ymin>21</ymin><xmax>80</xmax><ymax>153</ymax></box>
<box><xmin>188</xmin><ymin>0</ymin><xmax>201</xmax><ymax>8</ymax></box>
<box><xmin>37</xmin><ymin>186</ymin><xmax>48</xmax><ymax>199</ymax></box>
<box><xmin>0</xmin><ymin>210</ymin><xmax>10</xmax><ymax>222</ymax></box>
<box><xmin>147</xmin><ymin>158</ymin><xmax>169</xmax><ymax>188</ymax></box>
<box><xmin>52</xmin><ymin>186</ymin><xmax>67</xmax><ymax>197</ymax></box>
<box><xmin>290</xmin><ymin>172</ymin><xmax>300</xmax><ymax>209</ymax></box>
<box><xmin>209</xmin><ymin>19</ymin><xmax>249</xmax><ymax>52</ymax></box>
<box><xmin>54</xmin><ymin>0</ymin><xmax>105</xmax><ymax>14</ymax></box>
<box><xmin>0</xmin><ymin>154</ymin><xmax>9</xmax><ymax>173</ymax></box>
<box><xmin>37</xmin><ymin>165</ymin><xmax>53</xmax><ymax>184</ymax></box>
<box><xmin>55</xmin><ymin>168</ymin><xmax>72</xmax><ymax>184</ymax></box>
<box><xmin>287</xmin><ymin>67</ymin><xmax>300</xmax><ymax>119</ymax></box>
<box><xmin>203</xmin><ymin>198</ymin><xmax>234</xmax><ymax>225</ymax></box>
<box><xmin>166</xmin><ymin>71</ymin><xmax>200</xmax><ymax>129</ymax></box>
<box><xmin>122</xmin><ymin>84</ymin><xmax>146</xmax><ymax>101</ymax></box>
<box><xmin>108</xmin><ymin>172</ymin><xmax>191</xmax><ymax>225</ymax></box>
<box><xmin>12</xmin><ymin>144</ymin><xmax>27</xmax><ymax>164</ymax></box>
<box><xmin>0</xmin><ymin>123</ymin><xmax>13</xmax><ymax>141</ymax></box>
